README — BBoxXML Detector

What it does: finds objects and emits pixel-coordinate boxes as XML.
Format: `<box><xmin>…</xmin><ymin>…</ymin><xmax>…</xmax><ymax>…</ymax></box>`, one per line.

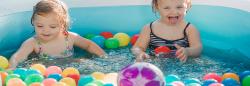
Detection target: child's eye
<box><xmin>37</xmin><ymin>26</ymin><xmax>43</xmax><ymax>28</ymax></box>
<box><xmin>177</xmin><ymin>6</ymin><xmax>183</xmax><ymax>9</ymax></box>
<box><xmin>50</xmin><ymin>26</ymin><xmax>57</xmax><ymax>29</ymax></box>
<box><xmin>164</xmin><ymin>7</ymin><xmax>170</xmax><ymax>9</ymax></box>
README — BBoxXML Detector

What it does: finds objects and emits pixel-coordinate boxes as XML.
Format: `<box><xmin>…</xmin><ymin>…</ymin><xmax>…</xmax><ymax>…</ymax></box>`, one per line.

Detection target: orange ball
<box><xmin>62</xmin><ymin>67</ymin><xmax>79</xmax><ymax>77</ymax></box>
<box><xmin>60</xmin><ymin>77</ymin><xmax>76</xmax><ymax>86</ymax></box>
<box><xmin>7</xmin><ymin>78</ymin><xmax>26</xmax><ymax>86</ymax></box>
<box><xmin>0</xmin><ymin>71</ymin><xmax>8</xmax><ymax>85</ymax></box>
<box><xmin>52</xmin><ymin>82</ymin><xmax>67</xmax><ymax>86</ymax></box>
<box><xmin>30</xmin><ymin>82</ymin><xmax>44</xmax><ymax>86</ymax></box>
<box><xmin>222</xmin><ymin>73</ymin><xmax>239</xmax><ymax>82</ymax></box>
<box><xmin>31</xmin><ymin>64</ymin><xmax>46</xmax><ymax>76</ymax></box>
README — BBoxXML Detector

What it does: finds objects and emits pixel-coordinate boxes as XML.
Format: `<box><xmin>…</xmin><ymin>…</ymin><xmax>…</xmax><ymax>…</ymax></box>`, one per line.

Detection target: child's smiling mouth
<box><xmin>168</xmin><ymin>16</ymin><xmax>179</xmax><ymax>24</ymax></box>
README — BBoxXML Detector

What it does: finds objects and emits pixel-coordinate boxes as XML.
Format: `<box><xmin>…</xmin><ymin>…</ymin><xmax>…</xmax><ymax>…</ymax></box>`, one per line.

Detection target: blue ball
<box><xmin>186</xmin><ymin>83</ymin><xmax>201</xmax><ymax>86</ymax></box>
<box><xmin>91</xmin><ymin>35</ymin><xmax>105</xmax><ymax>48</ymax></box>
<box><xmin>202</xmin><ymin>79</ymin><xmax>217</xmax><ymax>86</ymax></box>
<box><xmin>222</xmin><ymin>78</ymin><xmax>240</xmax><ymax>86</ymax></box>
<box><xmin>165</xmin><ymin>74</ymin><xmax>181</xmax><ymax>84</ymax></box>
<box><xmin>78</xmin><ymin>75</ymin><xmax>94</xmax><ymax>86</ymax></box>
<box><xmin>184</xmin><ymin>78</ymin><xmax>201</xmax><ymax>85</ymax></box>
<box><xmin>104</xmin><ymin>83</ymin><xmax>114</xmax><ymax>86</ymax></box>
<box><xmin>13</xmin><ymin>68</ymin><xmax>27</xmax><ymax>80</ymax></box>
<box><xmin>240</xmin><ymin>70</ymin><xmax>250</xmax><ymax>82</ymax></box>
<box><xmin>47</xmin><ymin>73</ymin><xmax>62</xmax><ymax>81</ymax></box>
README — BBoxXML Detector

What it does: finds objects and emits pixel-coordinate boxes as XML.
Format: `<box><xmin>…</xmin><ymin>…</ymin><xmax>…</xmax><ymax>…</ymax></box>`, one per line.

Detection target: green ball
<box><xmin>85</xmin><ymin>83</ymin><xmax>98</xmax><ymax>86</ymax></box>
<box><xmin>5</xmin><ymin>74</ymin><xmax>20</xmax><ymax>84</ymax></box>
<box><xmin>242</xmin><ymin>75</ymin><xmax>250</xmax><ymax>86</ymax></box>
<box><xmin>84</xmin><ymin>34</ymin><xmax>97</xmax><ymax>39</ymax></box>
<box><xmin>92</xmin><ymin>80</ymin><xmax>104</xmax><ymax>86</ymax></box>
<box><xmin>104</xmin><ymin>38</ymin><xmax>119</xmax><ymax>49</ymax></box>
<box><xmin>25</xmin><ymin>74</ymin><xmax>44</xmax><ymax>85</ymax></box>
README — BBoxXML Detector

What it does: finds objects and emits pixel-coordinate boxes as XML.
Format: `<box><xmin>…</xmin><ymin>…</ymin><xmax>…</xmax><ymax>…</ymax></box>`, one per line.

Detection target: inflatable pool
<box><xmin>0</xmin><ymin>0</ymin><xmax>250</xmax><ymax>84</ymax></box>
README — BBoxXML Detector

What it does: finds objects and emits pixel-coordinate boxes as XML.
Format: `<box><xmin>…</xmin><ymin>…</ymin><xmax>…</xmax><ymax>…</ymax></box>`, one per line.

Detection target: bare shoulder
<box><xmin>186</xmin><ymin>24</ymin><xmax>200</xmax><ymax>34</ymax></box>
<box><xmin>140</xmin><ymin>23</ymin><xmax>151</xmax><ymax>34</ymax></box>
<box><xmin>23</xmin><ymin>37</ymin><xmax>36</xmax><ymax>45</ymax></box>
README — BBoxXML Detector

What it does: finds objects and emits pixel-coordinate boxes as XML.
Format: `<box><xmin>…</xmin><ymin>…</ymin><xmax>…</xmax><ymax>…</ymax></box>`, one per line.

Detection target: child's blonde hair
<box><xmin>152</xmin><ymin>0</ymin><xmax>191</xmax><ymax>13</ymax></box>
<box><xmin>31</xmin><ymin>0</ymin><xmax>70</xmax><ymax>35</ymax></box>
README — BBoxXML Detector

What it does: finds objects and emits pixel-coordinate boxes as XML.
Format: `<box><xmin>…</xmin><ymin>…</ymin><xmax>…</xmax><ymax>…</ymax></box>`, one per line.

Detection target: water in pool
<box><xmin>18</xmin><ymin>47</ymin><xmax>250</xmax><ymax>80</ymax></box>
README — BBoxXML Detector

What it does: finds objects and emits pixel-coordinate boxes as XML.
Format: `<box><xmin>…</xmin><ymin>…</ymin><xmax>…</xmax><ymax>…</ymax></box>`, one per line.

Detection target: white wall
<box><xmin>0</xmin><ymin>0</ymin><xmax>250</xmax><ymax>16</ymax></box>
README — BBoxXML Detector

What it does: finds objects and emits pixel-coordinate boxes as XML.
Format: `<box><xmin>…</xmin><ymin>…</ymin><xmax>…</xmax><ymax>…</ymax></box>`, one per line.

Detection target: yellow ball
<box><xmin>91</xmin><ymin>72</ymin><xmax>105</xmax><ymax>80</ymax></box>
<box><xmin>222</xmin><ymin>73</ymin><xmax>240</xmax><ymax>82</ymax></box>
<box><xmin>62</xmin><ymin>67</ymin><xmax>80</xmax><ymax>77</ymax></box>
<box><xmin>52</xmin><ymin>82</ymin><xmax>67</xmax><ymax>86</ymax></box>
<box><xmin>30</xmin><ymin>64</ymin><xmax>46</xmax><ymax>75</ymax></box>
<box><xmin>60</xmin><ymin>77</ymin><xmax>76</xmax><ymax>86</ymax></box>
<box><xmin>114</xmin><ymin>33</ymin><xmax>130</xmax><ymax>47</ymax></box>
<box><xmin>0</xmin><ymin>56</ymin><xmax>9</xmax><ymax>69</ymax></box>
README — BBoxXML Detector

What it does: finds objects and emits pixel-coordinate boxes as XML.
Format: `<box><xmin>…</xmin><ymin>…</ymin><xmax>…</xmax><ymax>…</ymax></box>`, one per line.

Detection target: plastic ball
<box><xmin>239</xmin><ymin>70</ymin><xmax>250</xmax><ymax>82</ymax></box>
<box><xmin>25</xmin><ymin>74</ymin><xmax>44</xmax><ymax>86</ymax></box>
<box><xmin>5</xmin><ymin>74</ymin><xmax>20</xmax><ymax>84</ymax></box>
<box><xmin>186</xmin><ymin>83</ymin><xmax>201</xmax><ymax>86</ymax></box>
<box><xmin>104</xmin><ymin>83</ymin><xmax>114</xmax><ymax>86</ymax></box>
<box><xmin>202</xmin><ymin>79</ymin><xmax>217</xmax><ymax>86</ymax></box>
<box><xmin>52</xmin><ymin>82</ymin><xmax>67</xmax><ymax>86</ymax></box>
<box><xmin>67</xmin><ymin>74</ymin><xmax>80</xmax><ymax>84</ymax></box>
<box><xmin>60</xmin><ymin>77</ymin><xmax>76</xmax><ymax>86</ymax></box>
<box><xmin>118</xmin><ymin>62</ymin><xmax>165</xmax><ymax>86</ymax></box>
<box><xmin>100</xmin><ymin>32</ymin><xmax>113</xmax><ymax>39</ymax></box>
<box><xmin>92</xmin><ymin>80</ymin><xmax>104</xmax><ymax>86</ymax></box>
<box><xmin>222</xmin><ymin>78</ymin><xmax>240</xmax><ymax>86</ymax></box>
<box><xmin>165</xmin><ymin>74</ymin><xmax>181</xmax><ymax>84</ymax></box>
<box><xmin>30</xmin><ymin>64</ymin><xmax>46</xmax><ymax>76</ymax></box>
<box><xmin>91</xmin><ymin>35</ymin><xmax>106</xmax><ymax>48</ymax></box>
<box><xmin>203</xmin><ymin>73</ymin><xmax>222</xmax><ymax>82</ymax></box>
<box><xmin>114</xmin><ymin>33</ymin><xmax>130</xmax><ymax>47</ymax></box>
<box><xmin>0</xmin><ymin>56</ymin><xmax>9</xmax><ymax>69</ymax></box>
<box><xmin>208</xmin><ymin>83</ymin><xmax>223</xmax><ymax>86</ymax></box>
<box><xmin>30</xmin><ymin>82</ymin><xmax>44</xmax><ymax>86</ymax></box>
<box><xmin>222</xmin><ymin>73</ymin><xmax>239</xmax><ymax>82</ymax></box>
<box><xmin>47</xmin><ymin>73</ymin><xmax>62</xmax><ymax>81</ymax></box>
<box><xmin>154</xmin><ymin>46</ymin><xmax>171</xmax><ymax>55</ymax></box>
<box><xmin>45</xmin><ymin>66</ymin><xmax>62</xmax><ymax>77</ymax></box>
<box><xmin>78</xmin><ymin>75</ymin><xmax>94</xmax><ymax>86</ymax></box>
<box><xmin>130</xmin><ymin>34</ymin><xmax>139</xmax><ymax>45</ymax></box>
<box><xmin>62</xmin><ymin>67</ymin><xmax>80</xmax><ymax>78</ymax></box>
<box><xmin>7</xmin><ymin>78</ymin><xmax>26</xmax><ymax>86</ymax></box>
<box><xmin>91</xmin><ymin>72</ymin><xmax>105</xmax><ymax>80</ymax></box>
<box><xmin>42</xmin><ymin>78</ymin><xmax>57</xmax><ymax>86</ymax></box>
<box><xmin>85</xmin><ymin>83</ymin><xmax>98</xmax><ymax>86</ymax></box>
<box><xmin>103</xmin><ymin>73</ymin><xmax>118</xmax><ymax>86</ymax></box>
<box><xmin>104</xmin><ymin>38</ymin><xmax>119</xmax><ymax>49</ymax></box>
<box><xmin>0</xmin><ymin>71</ymin><xmax>8</xmax><ymax>85</ymax></box>
<box><xmin>84</xmin><ymin>34</ymin><xmax>97</xmax><ymax>39</ymax></box>
<box><xmin>13</xmin><ymin>68</ymin><xmax>27</xmax><ymax>80</ymax></box>
<box><xmin>242</xmin><ymin>75</ymin><xmax>250</xmax><ymax>86</ymax></box>
<box><xmin>183</xmin><ymin>78</ymin><xmax>201</xmax><ymax>85</ymax></box>
<box><xmin>170</xmin><ymin>81</ymin><xmax>185</xmax><ymax>86</ymax></box>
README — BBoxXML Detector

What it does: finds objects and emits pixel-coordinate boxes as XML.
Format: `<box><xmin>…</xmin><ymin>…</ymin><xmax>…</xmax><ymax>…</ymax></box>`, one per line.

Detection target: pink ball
<box><xmin>203</xmin><ymin>73</ymin><xmax>222</xmax><ymax>83</ymax></box>
<box><xmin>45</xmin><ymin>66</ymin><xmax>62</xmax><ymax>77</ymax></box>
<box><xmin>118</xmin><ymin>62</ymin><xmax>165</xmax><ymax>86</ymax></box>
<box><xmin>42</xmin><ymin>78</ymin><xmax>57</xmax><ymax>86</ymax></box>
<box><xmin>171</xmin><ymin>81</ymin><xmax>185</xmax><ymax>86</ymax></box>
<box><xmin>209</xmin><ymin>83</ymin><xmax>224</xmax><ymax>86</ymax></box>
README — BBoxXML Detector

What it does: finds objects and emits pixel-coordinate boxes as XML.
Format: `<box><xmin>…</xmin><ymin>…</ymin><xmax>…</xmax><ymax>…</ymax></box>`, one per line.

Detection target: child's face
<box><xmin>156</xmin><ymin>0</ymin><xmax>189</xmax><ymax>25</ymax></box>
<box><xmin>33</xmin><ymin>13</ymin><xmax>63</xmax><ymax>42</ymax></box>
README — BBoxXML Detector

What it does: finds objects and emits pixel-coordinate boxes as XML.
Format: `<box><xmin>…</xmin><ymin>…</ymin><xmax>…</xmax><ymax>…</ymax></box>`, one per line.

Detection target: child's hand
<box><xmin>136</xmin><ymin>52</ymin><xmax>150</xmax><ymax>62</ymax></box>
<box><xmin>175</xmin><ymin>44</ymin><xmax>188</xmax><ymax>62</ymax></box>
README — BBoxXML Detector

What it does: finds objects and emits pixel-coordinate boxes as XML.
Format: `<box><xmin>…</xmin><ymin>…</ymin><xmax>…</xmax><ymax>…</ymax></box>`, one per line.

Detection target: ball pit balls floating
<box><xmin>62</xmin><ymin>67</ymin><xmax>80</xmax><ymax>77</ymax></box>
<box><xmin>42</xmin><ymin>78</ymin><xmax>57</xmax><ymax>86</ymax></box>
<box><xmin>30</xmin><ymin>82</ymin><xmax>43</xmax><ymax>86</ymax></box>
<box><xmin>165</xmin><ymin>74</ymin><xmax>180</xmax><ymax>84</ymax></box>
<box><xmin>130</xmin><ymin>34</ymin><xmax>139</xmax><ymax>45</ymax></box>
<box><xmin>100</xmin><ymin>32</ymin><xmax>113</xmax><ymax>39</ymax></box>
<box><xmin>239</xmin><ymin>70</ymin><xmax>250</xmax><ymax>82</ymax></box>
<box><xmin>67</xmin><ymin>74</ymin><xmax>80</xmax><ymax>84</ymax></box>
<box><xmin>0</xmin><ymin>56</ymin><xmax>9</xmax><ymax>69</ymax></box>
<box><xmin>222</xmin><ymin>73</ymin><xmax>239</xmax><ymax>82</ymax></box>
<box><xmin>103</xmin><ymin>73</ymin><xmax>118</xmax><ymax>86</ymax></box>
<box><xmin>25</xmin><ymin>74</ymin><xmax>44</xmax><ymax>86</ymax></box>
<box><xmin>7</xmin><ymin>78</ymin><xmax>26</xmax><ymax>86</ymax></box>
<box><xmin>60</xmin><ymin>77</ymin><xmax>76</xmax><ymax>86</ymax></box>
<box><xmin>202</xmin><ymin>79</ymin><xmax>218</xmax><ymax>86</ymax></box>
<box><xmin>113</xmin><ymin>33</ymin><xmax>130</xmax><ymax>47</ymax></box>
<box><xmin>118</xmin><ymin>62</ymin><xmax>165</xmax><ymax>86</ymax></box>
<box><xmin>5</xmin><ymin>74</ymin><xmax>20</xmax><ymax>84</ymax></box>
<box><xmin>0</xmin><ymin>71</ymin><xmax>8</xmax><ymax>85</ymax></box>
<box><xmin>78</xmin><ymin>75</ymin><xmax>94</xmax><ymax>86</ymax></box>
<box><xmin>30</xmin><ymin>64</ymin><xmax>46</xmax><ymax>76</ymax></box>
<box><xmin>45</xmin><ymin>66</ymin><xmax>62</xmax><ymax>77</ymax></box>
<box><xmin>203</xmin><ymin>73</ymin><xmax>222</xmax><ymax>83</ymax></box>
<box><xmin>91</xmin><ymin>72</ymin><xmax>105</xmax><ymax>80</ymax></box>
<box><xmin>221</xmin><ymin>78</ymin><xmax>240</xmax><ymax>86</ymax></box>
<box><xmin>47</xmin><ymin>73</ymin><xmax>62</xmax><ymax>81</ymax></box>
<box><xmin>91</xmin><ymin>35</ymin><xmax>105</xmax><ymax>48</ymax></box>
<box><xmin>242</xmin><ymin>75</ymin><xmax>250</xmax><ymax>86</ymax></box>
<box><xmin>104</xmin><ymin>38</ymin><xmax>119</xmax><ymax>49</ymax></box>
<box><xmin>13</xmin><ymin>68</ymin><xmax>27</xmax><ymax>80</ymax></box>
<box><xmin>84</xmin><ymin>33</ymin><xmax>97</xmax><ymax>39</ymax></box>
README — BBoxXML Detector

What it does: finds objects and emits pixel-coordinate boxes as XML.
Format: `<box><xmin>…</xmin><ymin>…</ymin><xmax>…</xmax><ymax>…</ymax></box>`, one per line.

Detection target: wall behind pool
<box><xmin>0</xmin><ymin>5</ymin><xmax>250</xmax><ymax>62</ymax></box>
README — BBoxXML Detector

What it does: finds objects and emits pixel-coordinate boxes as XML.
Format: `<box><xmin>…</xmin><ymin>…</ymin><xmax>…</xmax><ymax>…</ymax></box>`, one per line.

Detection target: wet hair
<box><xmin>31</xmin><ymin>0</ymin><xmax>70</xmax><ymax>34</ymax></box>
<box><xmin>152</xmin><ymin>0</ymin><xmax>191</xmax><ymax>13</ymax></box>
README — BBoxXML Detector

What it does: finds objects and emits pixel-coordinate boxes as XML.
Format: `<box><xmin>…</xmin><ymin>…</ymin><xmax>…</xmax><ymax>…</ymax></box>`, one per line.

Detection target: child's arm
<box><xmin>9</xmin><ymin>38</ymin><xmax>34</xmax><ymax>69</ymax></box>
<box><xmin>175</xmin><ymin>25</ymin><xmax>202</xmax><ymax>62</ymax></box>
<box><xmin>131</xmin><ymin>25</ymin><xmax>151</xmax><ymax>60</ymax></box>
<box><xmin>73</xmin><ymin>34</ymin><xmax>106</xmax><ymax>57</ymax></box>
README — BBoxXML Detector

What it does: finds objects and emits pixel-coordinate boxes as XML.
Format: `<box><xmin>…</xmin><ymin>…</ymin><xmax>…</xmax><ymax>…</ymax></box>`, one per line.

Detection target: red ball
<box><xmin>154</xmin><ymin>46</ymin><xmax>171</xmax><ymax>54</ymax></box>
<box><xmin>100</xmin><ymin>32</ymin><xmax>113</xmax><ymax>39</ymax></box>
<box><xmin>203</xmin><ymin>73</ymin><xmax>222</xmax><ymax>83</ymax></box>
<box><xmin>67</xmin><ymin>74</ymin><xmax>80</xmax><ymax>84</ymax></box>
<box><xmin>131</xmin><ymin>34</ymin><xmax>139</xmax><ymax>45</ymax></box>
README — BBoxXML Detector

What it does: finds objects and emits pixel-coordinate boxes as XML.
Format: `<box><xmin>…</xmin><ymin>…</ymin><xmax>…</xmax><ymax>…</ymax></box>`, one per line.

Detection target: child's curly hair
<box><xmin>31</xmin><ymin>0</ymin><xmax>70</xmax><ymax>34</ymax></box>
<box><xmin>152</xmin><ymin>0</ymin><xmax>191</xmax><ymax>13</ymax></box>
